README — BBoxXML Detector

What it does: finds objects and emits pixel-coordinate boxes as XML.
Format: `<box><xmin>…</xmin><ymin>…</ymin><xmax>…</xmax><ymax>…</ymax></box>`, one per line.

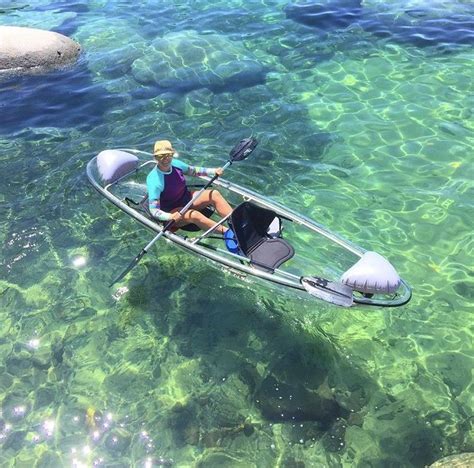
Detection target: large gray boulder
<box><xmin>0</xmin><ymin>26</ymin><xmax>81</xmax><ymax>75</ymax></box>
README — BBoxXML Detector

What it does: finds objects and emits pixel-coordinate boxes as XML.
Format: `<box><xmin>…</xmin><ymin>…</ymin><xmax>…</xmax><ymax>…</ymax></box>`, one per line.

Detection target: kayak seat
<box><xmin>126</xmin><ymin>194</ymin><xmax>214</xmax><ymax>232</ymax></box>
<box><xmin>231</xmin><ymin>201</ymin><xmax>294</xmax><ymax>272</ymax></box>
<box><xmin>248</xmin><ymin>237</ymin><xmax>294</xmax><ymax>272</ymax></box>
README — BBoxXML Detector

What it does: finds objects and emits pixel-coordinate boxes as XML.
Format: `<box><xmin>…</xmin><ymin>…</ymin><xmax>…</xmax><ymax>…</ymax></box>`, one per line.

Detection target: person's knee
<box><xmin>187</xmin><ymin>209</ymin><xmax>205</xmax><ymax>222</ymax></box>
<box><xmin>186</xmin><ymin>209</ymin><xmax>198</xmax><ymax>218</ymax></box>
<box><xmin>211</xmin><ymin>189</ymin><xmax>223</xmax><ymax>201</ymax></box>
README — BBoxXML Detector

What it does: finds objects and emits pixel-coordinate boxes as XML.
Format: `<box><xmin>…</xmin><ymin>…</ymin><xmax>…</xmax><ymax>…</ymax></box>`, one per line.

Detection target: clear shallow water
<box><xmin>0</xmin><ymin>1</ymin><xmax>473</xmax><ymax>467</ymax></box>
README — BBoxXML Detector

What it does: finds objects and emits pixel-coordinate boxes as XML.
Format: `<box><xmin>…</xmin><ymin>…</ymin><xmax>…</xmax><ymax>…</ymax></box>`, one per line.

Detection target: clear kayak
<box><xmin>86</xmin><ymin>147</ymin><xmax>412</xmax><ymax>308</ymax></box>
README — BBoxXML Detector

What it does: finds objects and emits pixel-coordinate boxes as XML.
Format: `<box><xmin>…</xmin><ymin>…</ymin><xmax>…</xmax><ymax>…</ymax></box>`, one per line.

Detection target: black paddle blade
<box><xmin>110</xmin><ymin>249</ymin><xmax>147</xmax><ymax>287</ymax></box>
<box><xmin>229</xmin><ymin>137</ymin><xmax>258</xmax><ymax>162</ymax></box>
<box><xmin>301</xmin><ymin>276</ymin><xmax>354</xmax><ymax>307</ymax></box>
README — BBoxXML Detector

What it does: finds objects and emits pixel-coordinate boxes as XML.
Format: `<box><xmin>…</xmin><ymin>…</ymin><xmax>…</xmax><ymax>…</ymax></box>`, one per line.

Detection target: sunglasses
<box><xmin>156</xmin><ymin>153</ymin><xmax>174</xmax><ymax>160</ymax></box>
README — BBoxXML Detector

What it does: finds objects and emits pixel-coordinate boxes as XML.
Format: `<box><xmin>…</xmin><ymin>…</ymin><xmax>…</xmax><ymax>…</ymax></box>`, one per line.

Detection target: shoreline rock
<box><xmin>0</xmin><ymin>26</ymin><xmax>81</xmax><ymax>75</ymax></box>
<box><xmin>429</xmin><ymin>453</ymin><xmax>474</xmax><ymax>467</ymax></box>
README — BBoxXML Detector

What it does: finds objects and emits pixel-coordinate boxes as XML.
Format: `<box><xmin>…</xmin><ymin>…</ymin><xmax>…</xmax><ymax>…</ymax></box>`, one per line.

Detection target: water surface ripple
<box><xmin>0</xmin><ymin>1</ymin><xmax>473</xmax><ymax>467</ymax></box>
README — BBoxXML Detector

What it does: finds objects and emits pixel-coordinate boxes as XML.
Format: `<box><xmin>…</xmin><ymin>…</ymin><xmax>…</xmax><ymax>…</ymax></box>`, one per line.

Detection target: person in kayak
<box><xmin>147</xmin><ymin>140</ymin><xmax>232</xmax><ymax>233</ymax></box>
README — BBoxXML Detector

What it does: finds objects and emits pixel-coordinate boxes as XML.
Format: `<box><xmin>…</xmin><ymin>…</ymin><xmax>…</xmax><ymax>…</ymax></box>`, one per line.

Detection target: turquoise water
<box><xmin>1</xmin><ymin>1</ymin><xmax>473</xmax><ymax>466</ymax></box>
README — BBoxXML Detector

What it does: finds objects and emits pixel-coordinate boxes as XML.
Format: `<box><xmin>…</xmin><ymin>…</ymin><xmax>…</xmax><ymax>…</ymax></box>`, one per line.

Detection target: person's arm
<box><xmin>187</xmin><ymin>165</ymin><xmax>215</xmax><ymax>177</ymax></box>
<box><xmin>186</xmin><ymin>165</ymin><xmax>223</xmax><ymax>177</ymax></box>
<box><xmin>147</xmin><ymin>170</ymin><xmax>173</xmax><ymax>221</ymax></box>
<box><xmin>174</xmin><ymin>158</ymin><xmax>222</xmax><ymax>178</ymax></box>
<box><xmin>149</xmin><ymin>198</ymin><xmax>173</xmax><ymax>222</ymax></box>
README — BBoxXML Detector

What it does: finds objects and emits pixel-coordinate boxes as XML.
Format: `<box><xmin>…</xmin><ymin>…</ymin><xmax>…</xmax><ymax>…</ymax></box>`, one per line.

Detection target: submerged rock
<box><xmin>75</xmin><ymin>18</ymin><xmax>144</xmax><ymax>79</ymax></box>
<box><xmin>429</xmin><ymin>453</ymin><xmax>474</xmax><ymax>467</ymax></box>
<box><xmin>197</xmin><ymin>451</ymin><xmax>245</xmax><ymax>467</ymax></box>
<box><xmin>285</xmin><ymin>0</ymin><xmax>362</xmax><ymax>29</ymax></box>
<box><xmin>35</xmin><ymin>451</ymin><xmax>63</xmax><ymax>467</ymax></box>
<box><xmin>2</xmin><ymin>430</ymin><xmax>27</xmax><ymax>451</ymax></box>
<box><xmin>168</xmin><ymin>402</ymin><xmax>200</xmax><ymax>446</ymax></box>
<box><xmin>34</xmin><ymin>386</ymin><xmax>57</xmax><ymax>410</ymax></box>
<box><xmin>0</xmin><ymin>370</ymin><xmax>14</xmax><ymax>392</ymax></box>
<box><xmin>132</xmin><ymin>30</ymin><xmax>265</xmax><ymax>93</ymax></box>
<box><xmin>104</xmin><ymin>428</ymin><xmax>131</xmax><ymax>456</ymax></box>
<box><xmin>1</xmin><ymin>392</ymin><xmax>31</xmax><ymax>422</ymax></box>
<box><xmin>425</xmin><ymin>352</ymin><xmax>472</xmax><ymax>397</ymax></box>
<box><xmin>256</xmin><ymin>374</ymin><xmax>348</xmax><ymax>428</ymax></box>
<box><xmin>5</xmin><ymin>353</ymin><xmax>33</xmax><ymax>378</ymax></box>
<box><xmin>285</xmin><ymin>0</ymin><xmax>474</xmax><ymax>48</ymax></box>
<box><xmin>0</xmin><ymin>26</ymin><xmax>81</xmax><ymax>75</ymax></box>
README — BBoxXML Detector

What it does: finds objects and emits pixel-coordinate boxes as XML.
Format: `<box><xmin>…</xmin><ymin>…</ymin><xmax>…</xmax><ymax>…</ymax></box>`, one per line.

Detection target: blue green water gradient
<box><xmin>0</xmin><ymin>1</ymin><xmax>473</xmax><ymax>466</ymax></box>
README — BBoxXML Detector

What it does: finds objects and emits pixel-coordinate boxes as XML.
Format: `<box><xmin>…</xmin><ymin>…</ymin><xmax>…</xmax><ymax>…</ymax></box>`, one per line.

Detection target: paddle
<box><xmin>110</xmin><ymin>137</ymin><xmax>258</xmax><ymax>287</ymax></box>
<box><xmin>300</xmin><ymin>276</ymin><xmax>354</xmax><ymax>307</ymax></box>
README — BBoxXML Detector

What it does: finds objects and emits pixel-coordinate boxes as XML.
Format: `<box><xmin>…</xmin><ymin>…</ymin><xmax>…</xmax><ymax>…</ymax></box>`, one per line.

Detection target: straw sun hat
<box><xmin>153</xmin><ymin>140</ymin><xmax>176</xmax><ymax>157</ymax></box>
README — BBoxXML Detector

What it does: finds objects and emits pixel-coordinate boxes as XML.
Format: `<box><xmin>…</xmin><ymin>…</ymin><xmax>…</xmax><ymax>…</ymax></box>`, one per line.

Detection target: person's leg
<box><xmin>176</xmin><ymin>209</ymin><xmax>227</xmax><ymax>234</ymax></box>
<box><xmin>190</xmin><ymin>189</ymin><xmax>232</xmax><ymax>217</ymax></box>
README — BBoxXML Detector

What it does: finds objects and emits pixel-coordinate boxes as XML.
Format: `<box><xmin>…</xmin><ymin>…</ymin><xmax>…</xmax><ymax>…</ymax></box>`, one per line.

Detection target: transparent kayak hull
<box><xmin>86</xmin><ymin>149</ymin><xmax>412</xmax><ymax>308</ymax></box>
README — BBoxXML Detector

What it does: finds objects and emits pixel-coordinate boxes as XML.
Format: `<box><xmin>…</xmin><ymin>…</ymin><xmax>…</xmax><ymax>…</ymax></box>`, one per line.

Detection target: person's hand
<box><xmin>215</xmin><ymin>167</ymin><xmax>224</xmax><ymax>176</ymax></box>
<box><xmin>170</xmin><ymin>212</ymin><xmax>182</xmax><ymax>222</ymax></box>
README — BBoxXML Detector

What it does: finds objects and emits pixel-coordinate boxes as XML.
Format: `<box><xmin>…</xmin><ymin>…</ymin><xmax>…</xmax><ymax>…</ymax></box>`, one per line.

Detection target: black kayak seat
<box><xmin>230</xmin><ymin>201</ymin><xmax>294</xmax><ymax>272</ymax></box>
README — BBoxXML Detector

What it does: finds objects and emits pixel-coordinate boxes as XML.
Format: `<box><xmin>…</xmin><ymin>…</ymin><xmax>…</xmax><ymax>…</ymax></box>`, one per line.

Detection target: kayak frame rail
<box><xmin>191</xmin><ymin>213</ymin><xmax>232</xmax><ymax>245</ymax></box>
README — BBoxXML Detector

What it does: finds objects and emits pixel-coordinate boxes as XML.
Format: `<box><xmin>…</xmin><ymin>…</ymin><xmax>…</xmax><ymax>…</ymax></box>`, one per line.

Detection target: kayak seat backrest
<box><xmin>97</xmin><ymin>150</ymin><xmax>138</xmax><ymax>184</ymax></box>
<box><xmin>231</xmin><ymin>202</ymin><xmax>294</xmax><ymax>272</ymax></box>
